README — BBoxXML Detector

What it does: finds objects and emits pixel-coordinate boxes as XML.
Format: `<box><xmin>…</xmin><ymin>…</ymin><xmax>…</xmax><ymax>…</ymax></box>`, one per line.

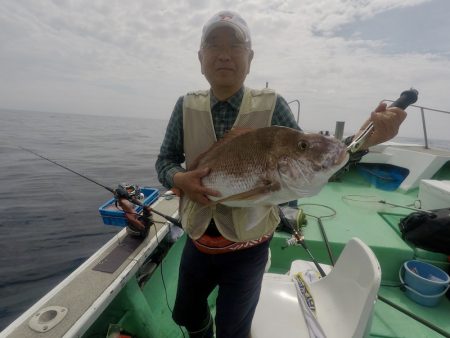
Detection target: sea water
<box><xmin>0</xmin><ymin>109</ymin><xmax>167</xmax><ymax>330</ymax></box>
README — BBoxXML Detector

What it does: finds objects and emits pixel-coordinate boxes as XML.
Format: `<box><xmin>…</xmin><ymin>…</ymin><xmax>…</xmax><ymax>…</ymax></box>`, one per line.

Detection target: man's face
<box><xmin>198</xmin><ymin>26</ymin><xmax>254</xmax><ymax>91</ymax></box>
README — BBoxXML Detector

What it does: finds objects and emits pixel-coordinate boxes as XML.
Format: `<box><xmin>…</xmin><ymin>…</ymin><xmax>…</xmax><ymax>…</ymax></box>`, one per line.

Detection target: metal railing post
<box><xmin>420</xmin><ymin>107</ymin><xmax>429</xmax><ymax>149</ymax></box>
<box><xmin>334</xmin><ymin>121</ymin><xmax>345</xmax><ymax>140</ymax></box>
<box><xmin>288</xmin><ymin>100</ymin><xmax>301</xmax><ymax>124</ymax></box>
<box><xmin>383</xmin><ymin>99</ymin><xmax>449</xmax><ymax>149</ymax></box>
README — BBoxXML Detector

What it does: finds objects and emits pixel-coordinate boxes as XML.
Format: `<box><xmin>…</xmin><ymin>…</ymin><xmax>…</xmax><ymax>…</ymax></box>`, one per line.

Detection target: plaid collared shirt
<box><xmin>155</xmin><ymin>87</ymin><xmax>301</xmax><ymax>188</ymax></box>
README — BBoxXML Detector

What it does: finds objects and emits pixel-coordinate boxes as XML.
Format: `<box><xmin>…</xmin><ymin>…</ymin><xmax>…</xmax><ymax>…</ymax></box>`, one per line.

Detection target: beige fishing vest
<box><xmin>180</xmin><ymin>87</ymin><xmax>281</xmax><ymax>242</ymax></box>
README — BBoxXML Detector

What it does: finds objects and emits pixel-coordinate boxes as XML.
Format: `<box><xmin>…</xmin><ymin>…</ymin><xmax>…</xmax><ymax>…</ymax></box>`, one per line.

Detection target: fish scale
<box><xmin>191</xmin><ymin>126</ymin><xmax>349</xmax><ymax>207</ymax></box>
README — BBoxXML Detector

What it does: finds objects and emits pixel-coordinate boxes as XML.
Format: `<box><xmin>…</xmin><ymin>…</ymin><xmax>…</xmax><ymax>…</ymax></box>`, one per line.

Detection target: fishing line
<box><xmin>148</xmin><ymin>220</ymin><xmax>187</xmax><ymax>338</ymax></box>
<box><xmin>21</xmin><ymin>146</ymin><xmax>187</xmax><ymax>335</ymax></box>
<box><xmin>20</xmin><ymin>146</ymin><xmax>181</xmax><ymax>226</ymax></box>
<box><xmin>19</xmin><ymin>146</ymin><xmax>115</xmax><ymax>193</ymax></box>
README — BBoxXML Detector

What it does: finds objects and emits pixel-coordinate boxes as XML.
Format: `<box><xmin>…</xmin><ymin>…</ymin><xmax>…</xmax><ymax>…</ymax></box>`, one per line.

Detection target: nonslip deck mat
<box><xmin>92</xmin><ymin>235</ymin><xmax>143</xmax><ymax>273</ymax></box>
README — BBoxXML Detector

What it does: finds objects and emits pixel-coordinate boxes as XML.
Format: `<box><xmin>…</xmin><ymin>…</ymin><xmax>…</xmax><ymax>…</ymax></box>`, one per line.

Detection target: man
<box><xmin>155</xmin><ymin>10</ymin><xmax>406</xmax><ymax>338</ymax></box>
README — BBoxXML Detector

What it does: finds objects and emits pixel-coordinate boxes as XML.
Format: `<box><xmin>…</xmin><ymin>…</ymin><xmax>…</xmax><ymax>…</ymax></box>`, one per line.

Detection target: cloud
<box><xmin>0</xmin><ymin>0</ymin><xmax>449</xmax><ymax>139</ymax></box>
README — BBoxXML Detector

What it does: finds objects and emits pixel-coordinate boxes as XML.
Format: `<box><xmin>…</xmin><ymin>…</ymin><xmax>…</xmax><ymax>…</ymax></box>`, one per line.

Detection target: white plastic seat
<box><xmin>251</xmin><ymin>238</ymin><xmax>381</xmax><ymax>338</ymax></box>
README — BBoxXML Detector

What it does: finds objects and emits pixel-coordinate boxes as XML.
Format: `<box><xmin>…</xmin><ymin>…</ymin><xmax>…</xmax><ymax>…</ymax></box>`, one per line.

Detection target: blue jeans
<box><xmin>172</xmin><ymin>237</ymin><xmax>270</xmax><ymax>338</ymax></box>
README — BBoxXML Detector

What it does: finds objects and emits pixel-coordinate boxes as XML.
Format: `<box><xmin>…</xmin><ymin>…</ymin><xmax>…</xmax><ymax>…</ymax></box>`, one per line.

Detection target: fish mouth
<box><xmin>335</xmin><ymin>147</ymin><xmax>350</xmax><ymax>165</ymax></box>
<box><xmin>320</xmin><ymin>146</ymin><xmax>349</xmax><ymax>170</ymax></box>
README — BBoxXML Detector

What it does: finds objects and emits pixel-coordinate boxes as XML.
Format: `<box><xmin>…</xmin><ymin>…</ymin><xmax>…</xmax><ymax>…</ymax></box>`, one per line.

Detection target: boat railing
<box><xmin>383</xmin><ymin>100</ymin><xmax>450</xmax><ymax>149</ymax></box>
<box><xmin>288</xmin><ymin>99</ymin><xmax>300</xmax><ymax>124</ymax></box>
<box><xmin>288</xmin><ymin>98</ymin><xmax>449</xmax><ymax>149</ymax></box>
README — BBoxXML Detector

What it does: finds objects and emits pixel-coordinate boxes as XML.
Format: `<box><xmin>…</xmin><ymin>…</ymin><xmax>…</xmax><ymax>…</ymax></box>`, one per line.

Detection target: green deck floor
<box><xmin>275</xmin><ymin>169</ymin><xmax>450</xmax><ymax>337</ymax></box>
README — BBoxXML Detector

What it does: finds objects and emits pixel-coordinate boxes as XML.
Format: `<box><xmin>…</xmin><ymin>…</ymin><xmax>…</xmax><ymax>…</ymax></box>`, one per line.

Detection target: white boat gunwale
<box><xmin>1</xmin><ymin>197</ymin><xmax>179</xmax><ymax>338</ymax></box>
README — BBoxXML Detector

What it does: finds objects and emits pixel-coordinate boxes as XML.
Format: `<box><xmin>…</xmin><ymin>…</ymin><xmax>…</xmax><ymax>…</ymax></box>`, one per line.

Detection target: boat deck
<box><xmin>271</xmin><ymin>168</ymin><xmax>450</xmax><ymax>337</ymax></box>
<box><xmin>85</xmin><ymin>166</ymin><xmax>450</xmax><ymax>338</ymax></box>
<box><xmin>3</xmin><ymin>159</ymin><xmax>449</xmax><ymax>337</ymax></box>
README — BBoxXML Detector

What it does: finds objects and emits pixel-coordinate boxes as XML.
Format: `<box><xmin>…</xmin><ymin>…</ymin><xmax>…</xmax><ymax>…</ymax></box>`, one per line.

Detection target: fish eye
<box><xmin>298</xmin><ymin>140</ymin><xmax>309</xmax><ymax>150</ymax></box>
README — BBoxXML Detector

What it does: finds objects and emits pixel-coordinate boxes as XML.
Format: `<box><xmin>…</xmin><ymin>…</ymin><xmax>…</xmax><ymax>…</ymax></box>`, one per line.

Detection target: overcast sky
<box><xmin>1</xmin><ymin>0</ymin><xmax>450</xmax><ymax>140</ymax></box>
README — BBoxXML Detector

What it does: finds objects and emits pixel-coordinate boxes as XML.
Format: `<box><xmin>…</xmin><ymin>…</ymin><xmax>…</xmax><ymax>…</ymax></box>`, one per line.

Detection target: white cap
<box><xmin>201</xmin><ymin>10</ymin><xmax>251</xmax><ymax>47</ymax></box>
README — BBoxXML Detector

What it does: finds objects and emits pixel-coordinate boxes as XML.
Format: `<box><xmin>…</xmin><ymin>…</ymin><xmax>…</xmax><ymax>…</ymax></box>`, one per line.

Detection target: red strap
<box><xmin>193</xmin><ymin>233</ymin><xmax>271</xmax><ymax>254</ymax></box>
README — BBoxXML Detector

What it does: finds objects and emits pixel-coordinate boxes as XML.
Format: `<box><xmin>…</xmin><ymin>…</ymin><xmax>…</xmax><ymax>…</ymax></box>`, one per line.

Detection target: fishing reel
<box><xmin>126</xmin><ymin>207</ymin><xmax>154</xmax><ymax>239</ymax></box>
<box><xmin>114</xmin><ymin>183</ymin><xmax>152</xmax><ymax>239</ymax></box>
<box><xmin>19</xmin><ymin>147</ymin><xmax>181</xmax><ymax>238</ymax></box>
<box><xmin>279</xmin><ymin>206</ymin><xmax>307</xmax><ymax>249</ymax></box>
<box><xmin>114</xmin><ymin>183</ymin><xmax>182</xmax><ymax>239</ymax></box>
<box><xmin>114</xmin><ymin>183</ymin><xmax>144</xmax><ymax>201</ymax></box>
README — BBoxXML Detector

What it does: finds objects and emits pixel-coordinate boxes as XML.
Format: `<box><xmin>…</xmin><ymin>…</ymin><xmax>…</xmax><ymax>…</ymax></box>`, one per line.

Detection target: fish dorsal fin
<box><xmin>188</xmin><ymin>127</ymin><xmax>255</xmax><ymax>170</ymax></box>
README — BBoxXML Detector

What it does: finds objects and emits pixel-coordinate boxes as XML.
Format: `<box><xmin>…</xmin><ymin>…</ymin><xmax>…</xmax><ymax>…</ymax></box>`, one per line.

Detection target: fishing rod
<box><xmin>21</xmin><ymin>147</ymin><xmax>188</xmax><ymax>337</ymax></box>
<box><xmin>280</xmin><ymin>207</ymin><xmax>327</xmax><ymax>277</ymax></box>
<box><xmin>20</xmin><ymin>147</ymin><xmax>182</xmax><ymax>233</ymax></box>
<box><xmin>378</xmin><ymin>200</ymin><xmax>434</xmax><ymax>214</ymax></box>
<box><xmin>315</xmin><ymin>216</ymin><xmax>335</xmax><ymax>266</ymax></box>
<box><xmin>347</xmin><ymin>88</ymin><xmax>419</xmax><ymax>153</ymax></box>
<box><xmin>341</xmin><ymin>195</ymin><xmax>435</xmax><ymax>214</ymax></box>
<box><xmin>297</xmin><ymin>203</ymin><xmax>337</xmax><ymax>266</ymax></box>
<box><xmin>19</xmin><ymin>147</ymin><xmax>115</xmax><ymax>193</ymax></box>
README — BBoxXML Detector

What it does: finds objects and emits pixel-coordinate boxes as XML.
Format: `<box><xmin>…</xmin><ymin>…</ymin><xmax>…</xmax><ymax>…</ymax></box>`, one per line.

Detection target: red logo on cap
<box><xmin>219</xmin><ymin>14</ymin><xmax>233</xmax><ymax>21</ymax></box>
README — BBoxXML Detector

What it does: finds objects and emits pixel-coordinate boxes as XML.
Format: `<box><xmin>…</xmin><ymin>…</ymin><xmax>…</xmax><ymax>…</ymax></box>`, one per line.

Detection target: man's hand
<box><xmin>117</xmin><ymin>198</ymin><xmax>146</xmax><ymax>231</ymax></box>
<box><xmin>358</xmin><ymin>102</ymin><xmax>407</xmax><ymax>150</ymax></box>
<box><xmin>173</xmin><ymin>168</ymin><xmax>221</xmax><ymax>205</ymax></box>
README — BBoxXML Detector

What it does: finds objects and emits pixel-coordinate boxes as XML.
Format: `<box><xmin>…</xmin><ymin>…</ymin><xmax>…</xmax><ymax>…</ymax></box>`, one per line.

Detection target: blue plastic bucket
<box><xmin>399</xmin><ymin>260</ymin><xmax>450</xmax><ymax>307</ymax></box>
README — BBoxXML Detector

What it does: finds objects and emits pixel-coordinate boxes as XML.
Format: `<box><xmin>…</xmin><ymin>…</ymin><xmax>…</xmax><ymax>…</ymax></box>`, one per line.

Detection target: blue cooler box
<box><xmin>98</xmin><ymin>187</ymin><xmax>159</xmax><ymax>226</ymax></box>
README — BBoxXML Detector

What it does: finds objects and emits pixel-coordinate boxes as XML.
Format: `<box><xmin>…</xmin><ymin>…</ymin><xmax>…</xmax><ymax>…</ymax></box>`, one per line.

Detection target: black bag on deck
<box><xmin>399</xmin><ymin>208</ymin><xmax>450</xmax><ymax>255</ymax></box>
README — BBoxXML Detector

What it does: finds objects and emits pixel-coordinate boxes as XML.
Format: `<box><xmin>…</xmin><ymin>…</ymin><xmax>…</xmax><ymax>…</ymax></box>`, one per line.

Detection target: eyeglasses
<box><xmin>202</xmin><ymin>43</ymin><xmax>249</xmax><ymax>56</ymax></box>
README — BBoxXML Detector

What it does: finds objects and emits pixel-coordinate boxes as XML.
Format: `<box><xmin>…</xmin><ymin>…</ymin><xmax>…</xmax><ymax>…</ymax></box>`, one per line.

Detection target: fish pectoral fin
<box><xmin>208</xmin><ymin>180</ymin><xmax>281</xmax><ymax>206</ymax></box>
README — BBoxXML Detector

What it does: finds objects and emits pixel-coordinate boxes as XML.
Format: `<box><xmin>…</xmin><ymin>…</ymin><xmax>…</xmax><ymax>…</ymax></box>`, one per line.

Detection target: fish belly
<box><xmin>201</xmin><ymin>172</ymin><xmax>305</xmax><ymax>207</ymax></box>
<box><xmin>202</xmin><ymin>172</ymin><xmax>265</xmax><ymax>206</ymax></box>
<box><xmin>203</xmin><ymin>172</ymin><xmax>258</xmax><ymax>196</ymax></box>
